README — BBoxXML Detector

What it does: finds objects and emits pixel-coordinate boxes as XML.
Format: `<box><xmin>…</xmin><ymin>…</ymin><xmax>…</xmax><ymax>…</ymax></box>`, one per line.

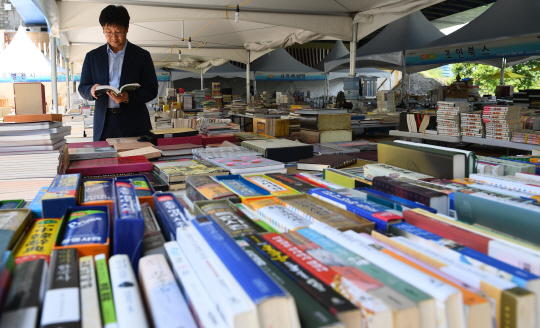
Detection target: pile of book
<box><xmin>245</xmin><ymin>103</ymin><xmax>269</xmax><ymax>116</ymax></box>
<box><xmin>226</xmin><ymin>100</ymin><xmax>247</xmax><ymax>114</ymax></box>
<box><xmin>437</xmin><ymin>101</ymin><xmax>469</xmax><ymax>136</ymax></box>
<box><xmin>62</xmin><ymin>114</ymin><xmax>85</xmax><ymax>138</ymax></box>
<box><xmin>212</xmin><ymin>82</ymin><xmax>223</xmax><ymax>108</ymax></box>
<box><xmin>299</xmin><ymin>110</ymin><xmax>352</xmax><ymax>144</ymax></box>
<box><xmin>512</xmin><ymin>130</ymin><xmax>540</xmax><ymax>145</ymax></box>
<box><xmin>484</xmin><ymin>105</ymin><xmax>521</xmax><ymax>140</ymax></box>
<box><xmin>460</xmin><ymin>111</ymin><xmax>484</xmax><ymax>137</ymax></box>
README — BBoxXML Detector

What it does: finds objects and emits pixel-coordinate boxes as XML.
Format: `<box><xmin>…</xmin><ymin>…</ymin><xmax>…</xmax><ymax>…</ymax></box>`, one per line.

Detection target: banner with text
<box><xmin>405</xmin><ymin>34</ymin><xmax>540</xmax><ymax>67</ymax></box>
<box><xmin>255</xmin><ymin>72</ymin><xmax>324</xmax><ymax>81</ymax></box>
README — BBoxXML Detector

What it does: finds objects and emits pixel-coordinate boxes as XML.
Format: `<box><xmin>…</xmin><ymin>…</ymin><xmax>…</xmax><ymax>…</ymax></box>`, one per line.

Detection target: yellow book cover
<box><xmin>243</xmin><ymin>175</ymin><xmax>300</xmax><ymax>196</ymax></box>
<box><xmin>13</xmin><ymin>218</ymin><xmax>61</xmax><ymax>264</ymax></box>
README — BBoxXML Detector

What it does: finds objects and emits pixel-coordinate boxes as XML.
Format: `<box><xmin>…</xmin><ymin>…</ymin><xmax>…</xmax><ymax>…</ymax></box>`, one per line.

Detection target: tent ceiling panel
<box><xmin>251</xmin><ymin>48</ymin><xmax>321</xmax><ymax>74</ymax></box>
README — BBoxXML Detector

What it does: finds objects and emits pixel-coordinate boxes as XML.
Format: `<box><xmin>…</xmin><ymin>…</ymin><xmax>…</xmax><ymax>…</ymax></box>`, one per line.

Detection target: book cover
<box><xmin>264</xmin><ymin>173</ymin><xmax>318</xmax><ymax>193</ymax></box>
<box><xmin>140</xmin><ymin>203</ymin><xmax>166</xmax><ymax>256</ymax></box>
<box><xmin>364</xmin><ymin>164</ymin><xmax>434</xmax><ymax>180</ymax></box>
<box><xmin>79</xmin><ymin>256</ymin><xmax>101</xmax><ymax>328</ymax></box>
<box><xmin>214</xmin><ymin>175</ymin><xmax>272</xmax><ymax>199</ymax></box>
<box><xmin>108</xmin><ymin>255</ymin><xmax>149</xmax><ymax>328</ymax></box>
<box><xmin>152</xmin><ymin>193</ymin><xmax>190</xmax><ymax>241</ymax></box>
<box><xmin>68</xmin><ymin>147</ymin><xmax>117</xmax><ymax>160</ymax></box>
<box><xmin>185</xmin><ymin>175</ymin><xmax>236</xmax><ymax>201</ymax></box>
<box><xmin>156</xmin><ymin>135</ymin><xmax>203</xmax><ymax>146</ymax></box>
<box><xmin>0</xmin><ymin>209</ymin><xmax>32</xmax><ymax>251</ymax></box>
<box><xmin>235</xmin><ymin>204</ymin><xmax>279</xmax><ymax>233</ymax></box>
<box><xmin>245</xmin><ymin>198</ymin><xmax>311</xmax><ymax>232</ymax></box>
<box><xmin>297</xmin><ymin>154</ymin><xmax>357</xmax><ymax>171</ymax></box>
<box><xmin>308</xmin><ymin>188</ymin><xmax>403</xmax><ymax>231</ymax></box>
<box><xmin>242</xmin><ymin>175</ymin><xmax>300</xmax><ymax>196</ymax></box>
<box><xmin>139</xmin><ymin>254</ymin><xmax>198</xmax><ymax>328</ymax></box>
<box><xmin>149</xmin><ymin>127</ymin><xmax>198</xmax><ymax>139</ymax></box>
<box><xmin>153</xmin><ymin>159</ymin><xmax>228</xmax><ymax>183</ymax></box>
<box><xmin>299</xmin><ymin>114</ymin><xmax>351</xmax><ymax>131</ymax></box>
<box><xmin>68</xmin><ymin>141</ymin><xmax>109</xmax><ymax>149</ymax></box>
<box><xmin>117</xmin><ymin>146</ymin><xmax>161</xmax><ymax>160</ymax></box>
<box><xmin>244</xmin><ymin>234</ymin><xmax>361</xmax><ymax>327</ymax></box>
<box><xmin>66</xmin><ymin>156</ymin><xmax>152</xmax><ymax>176</ymax></box>
<box><xmin>175</xmin><ymin>222</ymin><xmax>257</xmax><ymax>328</ymax></box>
<box><xmin>276</xmin><ymin>194</ymin><xmax>375</xmax><ymax>234</ymax></box>
<box><xmin>239</xmin><ymin>240</ymin><xmax>340</xmax><ymax>328</ymax></box>
<box><xmin>164</xmin><ymin>242</ymin><xmax>228</xmax><ymax>328</ymax></box>
<box><xmin>351</xmin><ymin>188</ymin><xmax>437</xmax><ymax>214</ymax></box>
<box><xmin>13</xmin><ymin>218</ymin><xmax>61</xmax><ymax>264</ymax></box>
<box><xmin>40</xmin><ymin>249</ymin><xmax>80</xmax><ymax>328</ymax></box>
<box><xmin>197</xmin><ymin>201</ymin><xmax>261</xmax><ymax>238</ymax></box>
<box><xmin>0</xmin><ymin>259</ymin><xmax>48</xmax><ymax>328</ymax></box>
<box><xmin>241</xmin><ymin>139</ymin><xmax>314</xmax><ymax>162</ymax></box>
<box><xmin>114</xmin><ymin>142</ymin><xmax>155</xmax><ymax>152</ymax></box>
<box><xmin>94</xmin><ymin>254</ymin><xmax>116</xmax><ymax>328</ymax></box>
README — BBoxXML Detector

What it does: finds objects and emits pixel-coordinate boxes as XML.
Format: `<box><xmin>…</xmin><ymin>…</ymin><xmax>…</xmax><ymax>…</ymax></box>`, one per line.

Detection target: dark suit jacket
<box><xmin>78</xmin><ymin>41</ymin><xmax>158</xmax><ymax>141</ymax></box>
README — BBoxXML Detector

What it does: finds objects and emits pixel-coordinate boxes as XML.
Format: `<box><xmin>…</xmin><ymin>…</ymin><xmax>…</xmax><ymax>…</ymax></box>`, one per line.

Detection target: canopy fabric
<box><xmin>485</xmin><ymin>71</ymin><xmax>526</xmax><ymax>80</ymax></box>
<box><xmin>314</xmin><ymin>40</ymin><xmax>349</xmax><ymax>71</ymax></box>
<box><xmin>406</xmin><ymin>0</ymin><xmax>540</xmax><ymax>70</ymax></box>
<box><xmin>251</xmin><ymin>48</ymin><xmax>321</xmax><ymax>74</ymax></box>
<box><xmin>42</xmin><ymin>0</ymin><xmax>444</xmax><ymax>68</ymax></box>
<box><xmin>170</xmin><ymin>62</ymin><xmax>254</xmax><ymax>81</ymax></box>
<box><xmin>0</xmin><ymin>27</ymin><xmax>64</xmax><ymax>75</ymax></box>
<box><xmin>324</xmin><ymin>11</ymin><xmax>444</xmax><ymax>73</ymax></box>
<box><xmin>328</xmin><ymin>68</ymin><xmax>392</xmax><ymax>80</ymax></box>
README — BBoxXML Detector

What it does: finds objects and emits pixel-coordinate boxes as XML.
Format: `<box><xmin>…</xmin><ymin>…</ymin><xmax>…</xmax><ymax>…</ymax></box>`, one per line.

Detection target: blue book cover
<box><xmin>152</xmin><ymin>193</ymin><xmax>189</xmax><ymax>241</ymax></box>
<box><xmin>391</xmin><ymin>222</ymin><xmax>539</xmax><ymax>287</ymax></box>
<box><xmin>28</xmin><ymin>187</ymin><xmax>49</xmax><ymax>219</ymax></box>
<box><xmin>215</xmin><ymin>175</ymin><xmax>271</xmax><ymax>198</ymax></box>
<box><xmin>355</xmin><ymin>188</ymin><xmax>437</xmax><ymax>213</ymax></box>
<box><xmin>192</xmin><ymin>216</ymin><xmax>287</xmax><ymax>304</ymax></box>
<box><xmin>308</xmin><ymin>188</ymin><xmax>402</xmax><ymax>230</ymax></box>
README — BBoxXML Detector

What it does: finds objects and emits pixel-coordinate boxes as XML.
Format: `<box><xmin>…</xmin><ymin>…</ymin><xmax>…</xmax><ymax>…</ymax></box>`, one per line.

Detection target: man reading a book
<box><xmin>79</xmin><ymin>5</ymin><xmax>158</xmax><ymax>141</ymax></box>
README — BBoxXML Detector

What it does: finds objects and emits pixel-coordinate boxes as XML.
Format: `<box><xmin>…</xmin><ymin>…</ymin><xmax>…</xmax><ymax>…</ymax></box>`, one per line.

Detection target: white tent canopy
<box><xmin>251</xmin><ymin>48</ymin><xmax>321</xmax><ymax>74</ymax></box>
<box><xmin>406</xmin><ymin>0</ymin><xmax>540</xmax><ymax>70</ymax></box>
<box><xmin>0</xmin><ymin>27</ymin><xmax>65</xmax><ymax>74</ymax></box>
<box><xmin>324</xmin><ymin>11</ymin><xmax>444</xmax><ymax>74</ymax></box>
<box><xmin>42</xmin><ymin>0</ymin><xmax>445</xmax><ymax>67</ymax></box>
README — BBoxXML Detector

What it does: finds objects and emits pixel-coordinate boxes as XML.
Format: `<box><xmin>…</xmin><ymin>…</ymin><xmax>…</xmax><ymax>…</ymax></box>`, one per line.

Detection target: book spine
<box><xmin>0</xmin><ymin>259</ymin><xmax>47</xmax><ymax>328</ymax></box>
<box><xmin>138</xmin><ymin>254</ymin><xmax>198</xmax><ymax>328</ymax></box>
<box><xmin>79</xmin><ymin>256</ymin><xmax>102</xmax><ymax>328</ymax></box>
<box><xmin>332</xmin><ymin>158</ymin><xmax>357</xmax><ymax>170</ymax></box>
<box><xmin>199</xmin><ymin>202</ymin><xmax>260</xmax><ymax>238</ymax></box>
<box><xmin>238</xmin><ymin>240</ymin><xmax>340</xmax><ymax>328</ymax></box>
<box><xmin>192</xmin><ymin>216</ymin><xmax>286</xmax><ymax>303</ymax></box>
<box><xmin>175</xmin><ymin>222</ymin><xmax>256</xmax><ymax>328</ymax></box>
<box><xmin>140</xmin><ymin>203</ymin><xmax>166</xmax><ymax>256</ymax></box>
<box><xmin>40</xmin><ymin>249</ymin><xmax>81</xmax><ymax>328</ymax></box>
<box><xmin>243</xmin><ymin>234</ymin><xmax>359</xmax><ymax>317</ymax></box>
<box><xmin>94</xmin><ymin>254</ymin><xmax>117</xmax><ymax>328</ymax></box>
<box><xmin>372</xmin><ymin>177</ymin><xmax>432</xmax><ymax>208</ymax></box>
<box><xmin>108</xmin><ymin>254</ymin><xmax>149</xmax><ymax>328</ymax></box>
<box><xmin>164</xmin><ymin>242</ymin><xmax>228</xmax><ymax>328</ymax></box>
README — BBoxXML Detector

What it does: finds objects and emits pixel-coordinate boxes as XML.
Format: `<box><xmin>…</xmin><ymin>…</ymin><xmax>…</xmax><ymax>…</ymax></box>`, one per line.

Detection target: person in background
<box><xmin>78</xmin><ymin>5</ymin><xmax>158</xmax><ymax>141</ymax></box>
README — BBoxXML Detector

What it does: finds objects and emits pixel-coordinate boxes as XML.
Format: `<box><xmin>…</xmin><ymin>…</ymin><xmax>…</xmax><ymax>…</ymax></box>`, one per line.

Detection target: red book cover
<box><xmin>157</xmin><ymin>135</ymin><xmax>203</xmax><ymax>146</ymax></box>
<box><xmin>201</xmin><ymin>134</ymin><xmax>235</xmax><ymax>146</ymax></box>
<box><xmin>67</xmin><ymin>141</ymin><xmax>109</xmax><ymax>149</ymax></box>
<box><xmin>66</xmin><ymin>155</ymin><xmax>152</xmax><ymax>176</ymax></box>
<box><xmin>402</xmin><ymin>209</ymin><xmax>491</xmax><ymax>254</ymax></box>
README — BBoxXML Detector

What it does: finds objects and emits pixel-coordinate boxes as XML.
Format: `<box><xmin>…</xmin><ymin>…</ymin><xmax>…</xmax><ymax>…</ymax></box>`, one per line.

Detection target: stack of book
<box><xmin>245</xmin><ymin>103</ymin><xmax>269</xmax><ymax>116</ymax></box>
<box><xmin>437</xmin><ymin>101</ymin><xmax>469</xmax><ymax>136</ymax></box>
<box><xmin>212</xmin><ymin>82</ymin><xmax>222</xmax><ymax>108</ymax></box>
<box><xmin>241</xmin><ymin>138</ymin><xmax>314</xmax><ymax>162</ymax></box>
<box><xmin>460</xmin><ymin>111</ymin><xmax>484</xmax><ymax>137</ymax></box>
<box><xmin>299</xmin><ymin>112</ymin><xmax>352</xmax><ymax>144</ymax></box>
<box><xmin>84</xmin><ymin>116</ymin><xmax>94</xmax><ymax>138</ymax></box>
<box><xmin>483</xmin><ymin>105</ymin><xmax>521</xmax><ymax>140</ymax></box>
<box><xmin>62</xmin><ymin>114</ymin><xmax>85</xmax><ymax>138</ymax></box>
<box><xmin>225</xmin><ymin>100</ymin><xmax>247</xmax><ymax>114</ymax></box>
<box><xmin>153</xmin><ymin>159</ymin><xmax>228</xmax><ymax>190</ymax></box>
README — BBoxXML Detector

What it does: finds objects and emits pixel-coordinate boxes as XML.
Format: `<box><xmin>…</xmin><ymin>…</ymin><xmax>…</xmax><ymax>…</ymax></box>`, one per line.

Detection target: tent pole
<box><xmin>324</xmin><ymin>74</ymin><xmax>328</xmax><ymax>107</ymax></box>
<box><xmin>402</xmin><ymin>50</ymin><xmax>406</xmax><ymax>105</ymax></box>
<box><xmin>70</xmin><ymin>62</ymin><xmax>75</xmax><ymax>93</ymax></box>
<box><xmin>66</xmin><ymin>58</ymin><xmax>70</xmax><ymax>114</ymax></box>
<box><xmin>349</xmin><ymin>23</ymin><xmax>357</xmax><ymax>78</ymax></box>
<box><xmin>500</xmin><ymin>58</ymin><xmax>506</xmax><ymax>86</ymax></box>
<box><xmin>246</xmin><ymin>50</ymin><xmax>251</xmax><ymax>102</ymax></box>
<box><xmin>51</xmin><ymin>37</ymin><xmax>58</xmax><ymax>114</ymax></box>
<box><xmin>200</xmin><ymin>69</ymin><xmax>203</xmax><ymax>89</ymax></box>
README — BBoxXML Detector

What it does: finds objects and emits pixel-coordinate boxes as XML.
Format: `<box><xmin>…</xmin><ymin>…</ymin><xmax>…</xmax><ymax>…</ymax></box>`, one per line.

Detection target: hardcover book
<box><xmin>264</xmin><ymin>173</ymin><xmax>319</xmax><ymax>193</ymax></box>
<box><xmin>153</xmin><ymin>159</ymin><xmax>228</xmax><ymax>183</ymax></box>
<box><xmin>242</xmin><ymin>174</ymin><xmax>300</xmax><ymax>196</ymax></box>
<box><xmin>185</xmin><ymin>175</ymin><xmax>236</xmax><ymax>201</ymax></box>
<box><xmin>156</xmin><ymin>135</ymin><xmax>203</xmax><ymax>146</ymax></box>
<box><xmin>68</xmin><ymin>147</ymin><xmax>117</xmax><ymax>160</ymax></box>
<box><xmin>68</xmin><ymin>141</ymin><xmax>109</xmax><ymax>149</ymax></box>
<box><xmin>297</xmin><ymin>154</ymin><xmax>357</xmax><ymax>171</ymax></box>
<box><xmin>113</xmin><ymin>142</ymin><xmax>154</xmax><ymax>152</ymax></box>
<box><xmin>196</xmin><ymin>200</ymin><xmax>261</xmax><ymax>238</ymax></box>
<box><xmin>299</xmin><ymin>129</ymin><xmax>353</xmax><ymax>144</ymax></box>
<box><xmin>244</xmin><ymin>198</ymin><xmax>311</xmax><ymax>232</ymax></box>
<box><xmin>299</xmin><ymin>114</ymin><xmax>351</xmax><ymax>131</ymax></box>
<box><xmin>276</xmin><ymin>194</ymin><xmax>375</xmax><ymax>234</ymax></box>
<box><xmin>154</xmin><ymin>143</ymin><xmax>202</xmax><ymax>156</ymax></box>
<box><xmin>364</xmin><ymin>164</ymin><xmax>434</xmax><ymax>180</ymax></box>
<box><xmin>241</xmin><ymin>139</ymin><xmax>314</xmax><ymax>162</ymax></box>
<box><xmin>117</xmin><ymin>146</ymin><xmax>161</xmax><ymax>159</ymax></box>
<box><xmin>148</xmin><ymin>127</ymin><xmax>199</xmax><ymax>139</ymax></box>
<box><xmin>66</xmin><ymin>156</ymin><xmax>152</xmax><ymax>176</ymax></box>
<box><xmin>79</xmin><ymin>256</ymin><xmax>101</xmax><ymax>328</ymax></box>
<box><xmin>208</xmin><ymin>156</ymin><xmax>286</xmax><ymax>175</ymax></box>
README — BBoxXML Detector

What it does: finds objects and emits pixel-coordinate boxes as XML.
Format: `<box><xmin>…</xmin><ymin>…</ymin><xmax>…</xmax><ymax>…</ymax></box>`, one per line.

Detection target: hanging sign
<box><xmin>405</xmin><ymin>34</ymin><xmax>540</xmax><ymax>67</ymax></box>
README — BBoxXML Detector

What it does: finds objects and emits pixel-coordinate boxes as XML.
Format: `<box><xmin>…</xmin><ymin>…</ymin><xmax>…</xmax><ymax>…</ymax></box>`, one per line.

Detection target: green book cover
<box><xmin>238</xmin><ymin>241</ymin><xmax>343</xmax><ymax>328</ymax></box>
<box><xmin>95</xmin><ymin>254</ymin><xmax>117</xmax><ymax>327</ymax></box>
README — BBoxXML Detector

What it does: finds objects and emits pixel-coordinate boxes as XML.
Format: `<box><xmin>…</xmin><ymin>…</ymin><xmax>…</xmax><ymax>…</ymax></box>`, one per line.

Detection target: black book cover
<box><xmin>265</xmin><ymin>173</ymin><xmax>318</xmax><ymax>193</ymax></box>
<box><xmin>265</xmin><ymin>145</ymin><xmax>314</xmax><ymax>162</ymax></box>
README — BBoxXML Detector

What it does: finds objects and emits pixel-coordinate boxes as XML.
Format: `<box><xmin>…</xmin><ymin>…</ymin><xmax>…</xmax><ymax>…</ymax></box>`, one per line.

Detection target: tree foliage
<box><xmin>451</xmin><ymin>60</ymin><xmax>540</xmax><ymax>94</ymax></box>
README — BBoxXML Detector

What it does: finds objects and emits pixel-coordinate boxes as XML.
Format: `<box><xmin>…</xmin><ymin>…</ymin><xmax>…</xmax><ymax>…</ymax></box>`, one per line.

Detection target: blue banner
<box><xmin>405</xmin><ymin>34</ymin><xmax>540</xmax><ymax>67</ymax></box>
<box><xmin>156</xmin><ymin>72</ymin><xmax>170</xmax><ymax>81</ymax></box>
<box><xmin>255</xmin><ymin>72</ymin><xmax>324</xmax><ymax>81</ymax></box>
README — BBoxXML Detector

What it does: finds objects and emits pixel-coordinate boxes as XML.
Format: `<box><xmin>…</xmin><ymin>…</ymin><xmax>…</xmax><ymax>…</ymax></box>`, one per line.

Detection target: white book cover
<box><xmin>139</xmin><ymin>254</ymin><xmax>198</xmax><ymax>328</ymax></box>
<box><xmin>175</xmin><ymin>223</ymin><xmax>258</xmax><ymax>328</ymax></box>
<box><xmin>0</xmin><ymin>130</ymin><xmax>71</xmax><ymax>141</ymax></box>
<box><xmin>0</xmin><ymin>139</ymin><xmax>66</xmax><ymax>153</ymax></box>
<box><xmin>256</xmin><ymin>204</ymin><xmax>311</xmax><ymax>232</ymax></box>
<box><xmin>108</xmin><ymin>255</ymin><xmax>149</xmax><ymax>328</ymax></box>
<box><xmin>309</xmin><ymin>221</ymin><xmax>463</xmax><ymax>328</ymax></box>
<box><xmin>0</xmin><ymin>125</ymin><xmax>70</xmax><ymax>136</ymax></box>
<box><xmin>364</xmin><ymin>164</ymin><xmax>434</xmax><ymax>180</ymax></box>
<box><xmin>164</xmin><ymin>242</ymin><xmax>228</xmax><ymax>328</ymax></box>
<box><xmin>79</xmin><ymin>256</ymin><xmax>102</xmax><ymax>328</ymax></box>
<box><xmin>0</xmin><ymin>137</ymin><xmax>64</xmax><ymax>146</ymax></box>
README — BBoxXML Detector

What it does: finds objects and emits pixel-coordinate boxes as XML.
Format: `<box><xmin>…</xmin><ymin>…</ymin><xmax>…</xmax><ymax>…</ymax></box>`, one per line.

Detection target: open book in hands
<box><xmin>95</xmin><ymin>83</ymin><xmax>140</xmax><ymax>97</ymax></box>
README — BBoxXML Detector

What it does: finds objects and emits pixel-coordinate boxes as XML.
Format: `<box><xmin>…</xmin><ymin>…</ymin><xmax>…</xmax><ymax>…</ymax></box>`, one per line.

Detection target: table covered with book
<box><xmin>0</xmin><ymin>111</ymin><xmax>539</xmax><ymax>328</ymax></box>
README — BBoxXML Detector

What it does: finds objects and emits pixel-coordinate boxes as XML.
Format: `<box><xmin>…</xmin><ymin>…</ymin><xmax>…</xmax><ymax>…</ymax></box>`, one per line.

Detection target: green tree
<box><xmin>452</xmin><ymin>60</ymin><xmax>540</xmax><ymax>95</ymax></box>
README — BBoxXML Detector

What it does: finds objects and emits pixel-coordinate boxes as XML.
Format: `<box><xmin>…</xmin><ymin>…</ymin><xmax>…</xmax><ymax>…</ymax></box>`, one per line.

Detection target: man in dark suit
<box><xmin>79</xmin><ymin>5</ymin><xmax>158</xmax><ymax>141</ymax></box>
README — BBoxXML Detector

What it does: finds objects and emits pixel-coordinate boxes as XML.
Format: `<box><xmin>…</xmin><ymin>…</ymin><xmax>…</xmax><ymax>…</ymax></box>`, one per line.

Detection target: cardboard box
<box><xmin>42</xmin><ymin>174</ymin><xmax>82</xmax><ymax>218</ymax></box>
<box><xmin>253</xmin><ymin>118</ymin><xmax>290</xmax><ymax>137</ymax></box>
<box><xmin>13</xmin><ymin>83</ymin><xmax>46</xmax><ymax>115</ymax></box>
<box><xmin>53</xmin><ymin>205</ymin><xmax>110</xmax><ymax>259</ymax></box>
